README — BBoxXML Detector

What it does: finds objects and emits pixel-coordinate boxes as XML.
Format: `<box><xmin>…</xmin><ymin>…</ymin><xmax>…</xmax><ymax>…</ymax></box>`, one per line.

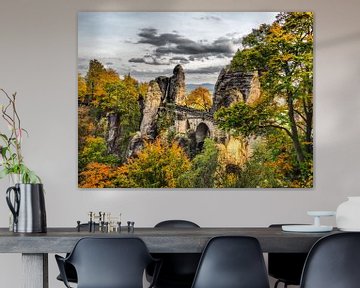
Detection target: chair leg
<box><xmin>274</xmin><ymin>280</ymin><xmax>289</xmax><ymax>288</ymax></box>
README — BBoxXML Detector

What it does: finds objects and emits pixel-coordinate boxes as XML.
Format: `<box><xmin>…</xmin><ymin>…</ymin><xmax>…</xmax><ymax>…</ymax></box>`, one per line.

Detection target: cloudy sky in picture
<box><xmin>78</xmin><ymin>12</ymin><xmax>277</xmax><ymax>84</ymax></box>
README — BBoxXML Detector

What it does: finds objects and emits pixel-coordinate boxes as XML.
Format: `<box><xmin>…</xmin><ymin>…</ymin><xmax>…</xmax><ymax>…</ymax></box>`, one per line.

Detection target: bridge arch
<box><xmin>195</xmin><ymin>122</ymin><xmax>210</xmax><ymax>151</ymax></box>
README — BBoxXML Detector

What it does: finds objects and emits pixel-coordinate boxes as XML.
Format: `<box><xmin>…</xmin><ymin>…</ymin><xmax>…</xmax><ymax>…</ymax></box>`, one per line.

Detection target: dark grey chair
<box><xmin>56</xmin><ymin>223</ymin><xmax>99</xmax><ymax>284</ymax></box>
<box><xmin>268</xmin><ymin>224</ymin><xmax>308</xmax><ymax>288</ymax></box>
<box><xmin>147</xmin><ymin>220</ymin><xmax>201</xmax><ymax>288</ymax></box>
<box><xmin>55</xmin><ymin>237</ymin><xmax>160</xmax><ymax>288</ymax></box>
<box><xmin>191</xmin><ymin>236</ymin><xmax>270</xmax><ymax>288</ymax></box>
<box><xmin>300</xmin><ymin>232</ymin><xmax>360</xmax><ymax>288</ymax></box>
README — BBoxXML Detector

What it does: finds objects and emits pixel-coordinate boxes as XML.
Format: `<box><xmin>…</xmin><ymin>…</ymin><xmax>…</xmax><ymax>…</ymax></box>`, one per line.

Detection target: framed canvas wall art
<box><xmin>78</xmin><ymin>12</ymin><xmax>313</xmax><ymax>188</ymax></box>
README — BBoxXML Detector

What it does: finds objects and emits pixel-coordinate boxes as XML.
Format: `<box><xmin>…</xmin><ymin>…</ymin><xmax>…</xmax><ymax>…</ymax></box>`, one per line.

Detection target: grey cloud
<box><xmin>185</xmin><ymin>65</ymin><xmax>223</xmax><ymax>74</ymax></box>
<box><xmin>155</xmin><ymin>40</ymin><xmax>233</xmax><ymax>57</ymax></box>
<box><xmin>136</xmin><ymin>28</ymin><xmax>236</xmax><ymax>60</ymax></box>
<box><xmin>129</xmin><ymin>65</ymin><xmax>222</xmax><ymax>77</ymax></box>
<box><xmin>138</xmin><ymin>28</ymin><xmax>157</xmax><ymax>38</ymax></box>
<box><xmin>129</xmin><ymin>56</ymin><xmax>170</xmax><ymax>66</ymax></box>
<box><xmin>130</xmin><ymin>68</ymin><xmax>173</xmax><ymax>79</ymax></box>
<box><xmin>129</xmin><ymin>57</ymin><xmax>146</xmax><ymax>64</ymax></box>
<box><xmin>137</xmin><ymin>28</ymin><xmax>193</xmax><ymax>47</ymax></box>
<box><xmin>170</xmin><ymin>56</ymin><xmax>190</xmax><ymax>64</ymax></box>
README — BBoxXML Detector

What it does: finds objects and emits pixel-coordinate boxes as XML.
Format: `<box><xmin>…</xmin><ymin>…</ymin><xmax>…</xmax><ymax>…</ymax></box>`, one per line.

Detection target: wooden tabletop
<box><xmin>0</xmin><ymin>227</ymin><xmax>340</xmax><ymax>253</ymax></box>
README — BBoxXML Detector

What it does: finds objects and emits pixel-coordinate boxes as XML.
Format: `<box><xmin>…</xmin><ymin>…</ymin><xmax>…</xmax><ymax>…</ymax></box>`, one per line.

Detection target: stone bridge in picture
<box><xmin>173</xmin><ymin>105</ymin><xmax>221</xmax><ymax>149</ymax></box>
<box><xmin>125</xmin><ymin>63</ymin><xmax>260</xmax><ymax>157</ymax></box>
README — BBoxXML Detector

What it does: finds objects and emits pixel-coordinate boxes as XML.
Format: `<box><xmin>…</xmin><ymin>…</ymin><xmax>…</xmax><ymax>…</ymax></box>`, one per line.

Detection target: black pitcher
<box><xmin>6</xmin><ymin>183</ymin><xmax>47</xmax><ymax>233</ymax></box>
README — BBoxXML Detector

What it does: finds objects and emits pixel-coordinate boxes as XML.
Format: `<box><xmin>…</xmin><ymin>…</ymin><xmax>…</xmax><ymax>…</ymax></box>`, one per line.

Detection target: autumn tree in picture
<box><xmin>185</xmin><ymin>87</ymin><xmax>212</xmax><ymax>111</ymax></box>
<box><xmin>216</xmin><ymin>12</ymin><xmax>313</xmax><ymax>187</ymax></box>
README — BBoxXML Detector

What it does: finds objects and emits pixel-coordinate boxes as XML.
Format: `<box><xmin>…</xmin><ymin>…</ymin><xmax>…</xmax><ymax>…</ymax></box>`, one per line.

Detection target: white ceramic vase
<box><xmin>336</xmin><ymin>197</ymin><xmax>360</xmax><ymax>231</ymax></box>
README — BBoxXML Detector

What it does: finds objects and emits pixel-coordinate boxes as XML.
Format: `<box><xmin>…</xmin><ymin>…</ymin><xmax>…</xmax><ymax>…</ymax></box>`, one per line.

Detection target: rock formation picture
<box><xmin>78</xmin><ymin>12</ymin><xmax>313</xmax><ymax>188</ymax></box>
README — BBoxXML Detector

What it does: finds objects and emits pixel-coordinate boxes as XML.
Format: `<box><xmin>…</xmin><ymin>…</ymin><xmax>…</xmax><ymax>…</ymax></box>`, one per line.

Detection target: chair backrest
<box><xmin>191</xmin><ymin>236</ymin><xmax>270</xmax><ymax>288</ymax></box>
<box><xmin>268</xmin><ymin>224</ymin><xmax>308</xmax><ymax>285</ymax></box>
<box><xmin>151</xmin><ymin>220</ymin><xmax>201</xmax><ymax>286</ymax></box>
<box><xmin>155</xmin><ymin>220</ymin><xmax>200</xmax><ymax>228</ymax></box>
<box><xmin>300</xmin><ymin>232</ymin><xmax>360</xmax><ymax>288</ymax></box>
<box><xmin>67</xmin><ymin>237</ymin><xmax>154</xmax><ymax>288</ymax></box>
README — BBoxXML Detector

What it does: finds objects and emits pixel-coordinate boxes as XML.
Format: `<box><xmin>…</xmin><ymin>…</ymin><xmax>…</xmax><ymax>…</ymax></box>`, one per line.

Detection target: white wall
<box><xmin>0</xmin><ymin>0</ymin><xmax>360</xmax><ymax>287</ymax></box>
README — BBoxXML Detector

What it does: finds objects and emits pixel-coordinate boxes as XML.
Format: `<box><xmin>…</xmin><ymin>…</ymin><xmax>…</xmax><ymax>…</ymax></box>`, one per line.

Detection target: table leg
<box><xmin>22</xmin><ymin>253</ymin><xmax>48</xmax><ymax>288</ymax></box>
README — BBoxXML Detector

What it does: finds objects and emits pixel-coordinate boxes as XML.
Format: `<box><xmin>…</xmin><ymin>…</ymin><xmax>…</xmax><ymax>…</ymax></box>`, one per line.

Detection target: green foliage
<box><xmin>226</xmin><ymin>140</ymin><xmax>279</xmax><ymax>188</ymax></box>
<box><xmin>85</xmin><ymin>59</ymin><xmax>106</xmax><ymax>98</ymax></box>
<box><xmin>215</xmin><ymin>100</ymin><xmax>276</xmax><ymax>137</ymax></box>
<box><xmin>78</xmin><ymin>136</ymin><xmax>119</xmax><ymax>172</ymax></box>
<box><xmin>85</xmin><ymin>60</ymin><xmax>121</xmax><ymax>109</ymax></box>
<box><xmin>114</xmin><ymin>139</ymin><xmax>191</xmax><ymax>188</ymax></box>
<box><xmin>157</xmin><ymin>104</ymin><xmax>176</xmax><ymax>135</ymax></box>
<box><xmin>0</xmin><ymin>162</ymin><xmax>41</xmax><ymax>184</ymax></box>
<box><xmin>237</xmin><ymin>136</ymin><xmax>290</xmax><ymax>188</ymax></box>
<box><xmin>104</xmin><ymin>81</ymin><xmax>142</xmax><ymax>160</ymax></box>
<box><xmin>177</xmin><ymin>139</ymin><xmax>219</xmax><ymax>188</ymax></box>
<box><xmin>230</xmin><ymin>24</ymin><xmax>271</xmax><ymax>72</ymax></box>
<box><xmin>79</xmin><ymin>60</ymin><xmax>144</xmax><ymax>163</ymax></box>
<box><xmin>227</xmin><ymin>12</ymin><xmax>313</xmax><ymax>168</ymax></box>
<box><xmin>232</xmin><ymin>132</ymin><xmax>313</xmax><ymax>188</ymax></box>
<box><xmin>218</xmin><ymin>12</ymin><xmax>314</xmax><ymax>187</ymax></box>
<box><xmin>0</xmin><ymin>89</ymin><xmax>41</xmax><ymax>184</ymax></box>
<box><xmin>104</xmin><ymin>81</ymin><xmax>141</xmax><ymax>123</ymax></box>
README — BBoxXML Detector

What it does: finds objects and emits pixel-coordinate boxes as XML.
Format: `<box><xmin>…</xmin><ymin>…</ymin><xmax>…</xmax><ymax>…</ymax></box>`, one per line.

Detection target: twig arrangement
<box><xmin>0</xmin><ymin>89</ymin><xmax>40</xmax><ymax>183</ymax></box>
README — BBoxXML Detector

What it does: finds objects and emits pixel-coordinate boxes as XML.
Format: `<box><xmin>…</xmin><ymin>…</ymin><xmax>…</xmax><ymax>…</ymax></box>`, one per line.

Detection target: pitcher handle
<box><xmin>6</xmin><ymin>186</ymin><xmax>20</xmax><ymax>224</ymax></box>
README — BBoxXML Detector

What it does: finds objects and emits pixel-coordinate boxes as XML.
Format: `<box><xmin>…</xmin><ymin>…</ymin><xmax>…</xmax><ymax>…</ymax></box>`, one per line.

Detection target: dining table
<box><xmin>0</xmin><ymin>226</ymin><xmax>340</xmax><ymax>288</ymax></box>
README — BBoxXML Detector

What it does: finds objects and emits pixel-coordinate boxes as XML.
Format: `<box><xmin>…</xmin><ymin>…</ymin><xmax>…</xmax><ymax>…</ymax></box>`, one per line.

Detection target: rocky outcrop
<box><xmin>126</xmin><ymin>131</ymin><xmax>144</xmax><ymax>158</ymax></box>
<box><xmin>107</xmin><ymin>112</ymin><xmax>120</xmax><ymax>154</ymax></box>
<box><xmin>139</xmin><ymin>80</ymin><xmax>163</xmax><ymax>139</ymax></box>
<box><xmin>138</xmin><ymin>65</ymin><xmax>186</xmax><ymax>139</ymax></box>
<box><xmin>152</xmin><ymin>64</ymin><xmax>186</xmax><ymax>105</ymax></box>
<box><xmin>210</xmin><ymin>68</ymin><xmax>262</xmax><ymax>170</ymax></box>
<box><xmin>127</xmin><ymin>65</ymin><xmax>186</xmax><ymax>157</ymax></box>
<box><xmin>211</xmin><ymin>67</ymin><xmax>258</xmax><ymax>113</ymax></box>
<box><xmin>169</xmin><ymin>64</ymin><xmax>186</xmax><ymax>104</ymax></box>
<box><xmin>155</xmin><ymin>76</ymin><xmax>169</xmax><ymax>102</ymax></box>
<box><xmin>246</xmin><ymin>71</ymin><xmax>261</xmax><ymax>105</ymax></box>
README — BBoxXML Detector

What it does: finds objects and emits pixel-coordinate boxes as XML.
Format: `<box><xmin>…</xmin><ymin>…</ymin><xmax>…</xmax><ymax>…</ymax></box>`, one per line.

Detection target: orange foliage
<box><xmin>185</xmin><ymin>87</ymin><xmax>212</xmax><ymax>111</ymax></box>
<box><xmin>79</xmin><ymin>162</ymin><xmax>116</xmax><ymax>188</ymax></box>
<box><xmin>78</xmin><ymin>106</ymin><xmax>96</xmax><ymax>148</ymax></box>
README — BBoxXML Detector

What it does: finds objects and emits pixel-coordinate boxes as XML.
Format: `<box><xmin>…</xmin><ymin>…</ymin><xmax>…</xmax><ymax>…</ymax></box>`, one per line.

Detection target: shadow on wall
<box><xmin>317</xmin><ymin>31</ymin><xmax>360</xmax><ymax>49</ymax></box>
